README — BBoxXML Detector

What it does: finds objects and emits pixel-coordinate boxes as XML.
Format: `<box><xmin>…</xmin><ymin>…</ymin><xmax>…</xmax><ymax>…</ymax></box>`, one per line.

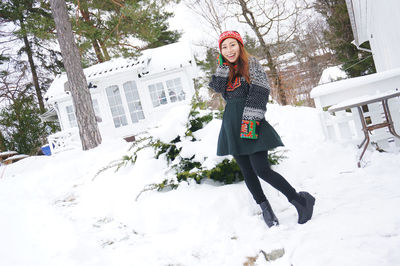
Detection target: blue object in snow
<box><xmin>41</xmin><ymin>145</ymin><xmax>51</xmax><ymax>156</ymax></box>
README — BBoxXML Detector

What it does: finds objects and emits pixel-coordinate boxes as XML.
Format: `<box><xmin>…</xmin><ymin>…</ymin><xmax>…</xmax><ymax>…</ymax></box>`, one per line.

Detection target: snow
<box><xmin>311</xmin><ymin>66</ymin><xmax>400</xmax><ymax>98</ymax></box>
<box><xmin>318</xmin><ymin>65</ymin><xmax>347</xmax><ymax>85</ymax></box>
<box><xmin>1</xmin><ymin>100</ymin><xmax>400</xmax><ymax>266</ymax></box>
<box><xmin>328</xmin><ymin>88</ymin><xmax>400</xmax><ymax>111</ymax></box>
<box><xmin>0</xmin><ymin>151</ymin><xmax>18</xmax><ymax>157</ymax></box>
<box><xmin>277</xmin><ymin>52</ymin><xmax>296</xmax><ymax>63</ymax></box>
<box><xmin>3</xmin><ymin>154</ymin><xmax>29</xmax><ymax>161</ymax></box>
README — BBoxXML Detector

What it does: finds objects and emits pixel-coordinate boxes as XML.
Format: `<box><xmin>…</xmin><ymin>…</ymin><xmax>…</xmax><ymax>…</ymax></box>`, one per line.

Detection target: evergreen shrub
<box><xmin>0</xmin><ymin>95</ymin><xmax>52</xmax><ymax>154</ymax></box>
<box><xmin>102</xmin><ymin>89</ymin><xmax>285</xmax><ymax>196</ymax></box>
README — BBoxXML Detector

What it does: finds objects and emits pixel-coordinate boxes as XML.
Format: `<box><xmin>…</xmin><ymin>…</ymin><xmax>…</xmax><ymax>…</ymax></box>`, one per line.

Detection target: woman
<box><xmin>209</xmin><ymin>31</ymin><xmax>315</xmax><ymax>227</ymax></box>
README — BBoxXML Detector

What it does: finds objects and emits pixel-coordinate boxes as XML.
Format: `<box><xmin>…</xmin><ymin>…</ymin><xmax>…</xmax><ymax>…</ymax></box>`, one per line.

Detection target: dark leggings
<box><xmin>233</xmin><ymin>151</ymin><xmax>297</xmax><ymax>204</ymax></box>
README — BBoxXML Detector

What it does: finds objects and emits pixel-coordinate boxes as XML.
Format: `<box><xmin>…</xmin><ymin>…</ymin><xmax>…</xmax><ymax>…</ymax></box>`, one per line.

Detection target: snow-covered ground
<box><xmin>1</xmin><ymin>103</ymin><xmax>400</xmax><ymax>266</ymax></box>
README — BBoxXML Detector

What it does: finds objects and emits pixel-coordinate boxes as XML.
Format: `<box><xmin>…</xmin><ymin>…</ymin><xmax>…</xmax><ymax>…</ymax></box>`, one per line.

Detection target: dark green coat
<box><xmin>209</xmin><ymin>57</ymin><xmax>284</xmax><ymax>156</ymax></box>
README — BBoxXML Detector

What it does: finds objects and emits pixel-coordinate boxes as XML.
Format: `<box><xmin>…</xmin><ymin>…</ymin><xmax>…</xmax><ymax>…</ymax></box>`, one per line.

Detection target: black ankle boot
<box><xmin>259</xmin><ymin>200</ymin><xmax>279</xmax><ymax>227</ymax></box>
<box><xmin>290</xmin><ymin>191</ymin><xmax>315</xmax><ymax>224</ymax></box>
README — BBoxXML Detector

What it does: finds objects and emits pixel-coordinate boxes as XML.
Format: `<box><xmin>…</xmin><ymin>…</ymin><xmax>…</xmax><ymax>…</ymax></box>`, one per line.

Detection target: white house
<box><xmin>310</xmin><ymin>0</ymin><xmax>400</xmax><ymax>152</ymax></box>
<box><xmin>44</xmin><ymin>42</ymin><xmax>198</xmax><ymax>153</ymax></box>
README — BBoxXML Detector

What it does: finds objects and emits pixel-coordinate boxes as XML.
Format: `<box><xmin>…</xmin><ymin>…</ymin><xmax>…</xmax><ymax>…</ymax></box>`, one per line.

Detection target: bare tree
<box><xmin>281</xmin><ymin>16</ymin><xmax>336</xmax><ymax>106</ymax></box>
<box><xmin>50</xmin><ymin>0</ymin><xmax>102</xmax><ymax>150</ymax></box>
<box><xmin>227</xmin><ymin>0</ymin><xmax>311</xmax><ymax>105</ymax></box>
<box><xmin>0</xmin><ymin>62</ymin><xmax>30</xmax><ymax>105</ymax></box>
<box><xmin>185</xmin><ymin>0</ymin><xmax>230</xmax><ymax>36</ymax></box>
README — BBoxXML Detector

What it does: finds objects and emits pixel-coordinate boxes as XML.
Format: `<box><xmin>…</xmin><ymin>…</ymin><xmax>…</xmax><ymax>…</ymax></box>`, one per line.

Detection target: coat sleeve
<box><xmin>242</xmin><ymin>57</ymin><xmax>270</xmax><ymax>121</ymax></box>
<box><xmin>208</xmin><ymin>65</ymin><xmax>229</xmax><ymax>94</ymax></box>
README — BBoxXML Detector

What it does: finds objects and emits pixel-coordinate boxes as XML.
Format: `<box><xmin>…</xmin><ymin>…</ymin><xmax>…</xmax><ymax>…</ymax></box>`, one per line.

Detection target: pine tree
<box><xmin>0</xmin><ymin>95</ymin><xmax>47</xmax><ymax>154</ymax></box>
<box><xmin>314</xmin><ymin>0</ymin><xmax>376</xmax><ymax>77</ymax></box>
<box><xmin>0</xmin><ymin>130</ymin><xmax>6</xmax><ymax>151</ymax></box>
<box><xmin>50</xmin><ymin>0</ymin><xmax>102</xmax><ymax>151</ymax></box>
<box><xmin>69</xmin><ymin>0</ymin><xmax>182</xmax><ymax>64</ymax></box>
<box><xmin>0</xmin><ymin>0</ymin><xmax>57</xmax><ymax>113</ymax></box>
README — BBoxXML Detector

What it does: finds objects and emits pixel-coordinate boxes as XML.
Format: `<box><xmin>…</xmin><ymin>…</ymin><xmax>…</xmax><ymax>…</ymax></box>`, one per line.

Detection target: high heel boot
<box><xmin>290</xmin><ymin>191</ymin><xmax>315</xmax><ymax>224</ymax></box>
<box><xmin>259</xmin><ymin>200</ymin><xmax>279</xmax><ymax>227</ymax></box>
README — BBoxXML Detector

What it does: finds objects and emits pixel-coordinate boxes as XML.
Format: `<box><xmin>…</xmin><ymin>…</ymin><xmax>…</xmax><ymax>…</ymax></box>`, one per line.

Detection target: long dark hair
<box><xmin>223</xmin><ymin>41</ymin><xmax>251</xmax><ymax>85</ymax></box>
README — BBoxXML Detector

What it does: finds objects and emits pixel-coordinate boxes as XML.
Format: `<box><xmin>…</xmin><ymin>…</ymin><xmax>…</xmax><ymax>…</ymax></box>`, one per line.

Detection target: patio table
<box><xmin>328</xmin><ymin>90</ymin><xmax>400</xmax><ymax>167</ymax></box>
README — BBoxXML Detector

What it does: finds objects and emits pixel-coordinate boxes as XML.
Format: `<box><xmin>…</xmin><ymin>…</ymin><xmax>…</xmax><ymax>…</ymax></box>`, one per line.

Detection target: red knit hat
<box><xmin>218</xmin><ymin>31</ymin><xmax>244</xmax><ymax>50</ymax></box>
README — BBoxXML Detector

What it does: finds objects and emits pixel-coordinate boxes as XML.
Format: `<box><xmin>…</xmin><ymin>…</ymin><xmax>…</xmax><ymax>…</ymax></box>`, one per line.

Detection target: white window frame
<box><xmin>92</xmin><ymin>98</ymin><xmax>102</xmax><ymax>122</ymax></box>
<box><xmin>105</xmin><ymin>85</ymin><xmax>128</xmax><ymax>128</ymax></box>
<box><xmin>148</xmin><ymin>82</ymin><xmax>168</xmax><ymax>107</ymax></box>
<box><xmin>65</xmin><ymin>105</ymin><xmax>77</xmax><ymax>128</ymax></box>
<box><xmin>166</xmin><ymin>77</ymin><xmax>185</xmax><ymax>103</ymax></box>
<box><xmin>123</xmin><ymin>80</ymin><xmax>145</xmax><ymax>123</ymax></box>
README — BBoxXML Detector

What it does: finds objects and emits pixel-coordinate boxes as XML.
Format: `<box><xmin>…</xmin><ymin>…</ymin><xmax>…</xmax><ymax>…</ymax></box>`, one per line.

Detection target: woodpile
<box><xmin>0</xmin><ymin>151</ymin><xmax>29</xmax><ymax>165</ymax></box>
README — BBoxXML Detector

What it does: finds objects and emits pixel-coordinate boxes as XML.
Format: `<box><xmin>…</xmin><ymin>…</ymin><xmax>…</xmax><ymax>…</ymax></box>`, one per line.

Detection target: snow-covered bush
<box><xmin>97</xmin><ymin>90</ymin><xmax>285</xmax><ymax>194</ymax></box>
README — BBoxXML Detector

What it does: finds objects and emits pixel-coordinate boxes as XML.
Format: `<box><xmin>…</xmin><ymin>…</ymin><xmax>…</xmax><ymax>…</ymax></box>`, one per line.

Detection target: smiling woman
<box><xmin>209</xmin><ymin>30</ymin><xmax>316</xmax><ymax>228</ymax></box>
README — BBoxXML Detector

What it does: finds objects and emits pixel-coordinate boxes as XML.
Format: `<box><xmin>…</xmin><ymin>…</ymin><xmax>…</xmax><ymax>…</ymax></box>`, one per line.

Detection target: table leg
<box><xmin>357</xmin><ymin>135</ymin><xmax>367</xmax><ymax>149</ymax></box>
<box><xmin>356</xmin><ymin>106</ymin><xmax>370</xmax><ymax>168</ymax></box>
<box><xmin>382</xmin><ymin>99</ymin><xmax>400</xmax><ymax>139</ymax></box>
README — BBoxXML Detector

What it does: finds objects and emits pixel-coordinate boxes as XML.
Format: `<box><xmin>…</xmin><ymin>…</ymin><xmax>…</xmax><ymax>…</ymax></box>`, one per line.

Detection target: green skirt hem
<box><xmin>216</xmin><ymin>98</ymin><xmax>284</xmax><ymax>156</ymax></box>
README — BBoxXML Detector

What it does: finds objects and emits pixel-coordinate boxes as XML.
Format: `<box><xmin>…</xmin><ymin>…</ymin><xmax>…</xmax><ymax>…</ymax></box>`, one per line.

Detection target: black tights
<box><xmin>234</xmin><ymin>151</ymin><xmax>298</xmax><ymax>204</ymax></box>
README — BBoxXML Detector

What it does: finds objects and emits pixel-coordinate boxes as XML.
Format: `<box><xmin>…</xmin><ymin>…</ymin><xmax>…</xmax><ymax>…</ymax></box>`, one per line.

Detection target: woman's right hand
<box><xmin>217</xmin><ymin>53</ymin><xmax>225</xmax><ymax>66</ymax></box>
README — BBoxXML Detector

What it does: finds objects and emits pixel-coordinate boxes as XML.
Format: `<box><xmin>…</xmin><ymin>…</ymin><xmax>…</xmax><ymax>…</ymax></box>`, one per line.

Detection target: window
<box><xmin>106</xmin><ymin>85</ymin><xmax>128</xmax><ymax>128</ymax></box>
<box><xmin>148</xmin><ymin>82</ymin><xmax>168</xmax><ymax>107</ymax></box>
<box><xmin>166</xmin><ymin>78</ymin><xmax>185</xmax><ymax>102</ymax></box>
<box><xmin>92</xmin><ymin>99</ymin><xmax>102</xmax><ymax>121</ymax></box>
<box><xmin>123</xmin><ymin>81</ymin><xmax>145</xmax><ymax>123</ymax></box>
<box><xmin>66</xmin><ymin>105</ymin><xmax>77</xmax><ymax>128</ymax></box>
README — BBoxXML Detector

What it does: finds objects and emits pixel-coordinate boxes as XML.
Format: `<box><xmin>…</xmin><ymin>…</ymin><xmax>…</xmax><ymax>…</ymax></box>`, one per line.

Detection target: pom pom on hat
<box><xmin>218</xmin><ymin>31</ymin><xmax>244</xmax><ymax>50</ymax></box>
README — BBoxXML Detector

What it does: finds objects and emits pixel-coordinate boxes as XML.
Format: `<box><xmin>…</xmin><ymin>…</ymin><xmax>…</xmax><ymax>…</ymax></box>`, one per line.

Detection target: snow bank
<box><xmin>1</xmin><ymin>102</ymin><xmax>400</xmax><ymax>266</ymax></box>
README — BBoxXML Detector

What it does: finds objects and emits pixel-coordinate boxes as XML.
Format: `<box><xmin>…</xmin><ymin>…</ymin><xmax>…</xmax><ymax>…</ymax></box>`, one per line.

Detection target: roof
<box><xmin>345</xmin><ymin>0</ymin><xmax>369</xmax><ymax>46</ymax></box>
<box><xmin>45</xmin><ymin>41</ymin><xmax>196</xmax><ymax>103</ymax></box>
<box><xmin>39</xmin><ymin>107</ymin><xmax>58</xmax><ymax>122</ymax></box>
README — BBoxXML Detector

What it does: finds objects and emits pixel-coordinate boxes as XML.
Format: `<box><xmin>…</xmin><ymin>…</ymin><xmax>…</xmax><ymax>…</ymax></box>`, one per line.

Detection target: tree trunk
<box><xmin>50</xmin><ymin>0</ymin><xmax>102</xmax><ymax>150</ymax></box>
<box><xmin>237</xmin><ymin>0</ymin><xmax>287</xmax><ymax>105</ymax></box>
<box><xmin>19</xmin><ymin>19</ymin><xmax>46</xmax><ymax>113</ymax></box>
<box><xmin>99</xmin><ymin>41</ymin><xmax>111</xmax><ymax>61</ymax></box>
<box><xmin>259</xmin><ymin>40</ymin><xmax>287</xmax><ymax>106</ymax></box>
<box><xmin>92</xmin><ymin>39</ymin><xmax>104</xmax><ymax>63</ymax></box>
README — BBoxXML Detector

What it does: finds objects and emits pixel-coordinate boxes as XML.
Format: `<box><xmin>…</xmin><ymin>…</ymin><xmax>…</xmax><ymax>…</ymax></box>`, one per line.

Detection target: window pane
<box><xmin>106</xmin><ymin>85</ymin><xmax>128</xmax><ymax>128</ymax></box>
<box><xmin>158</xmin><ymin>88</ymin><xmax>167</xmax><ymax>105</ymax></box>
<box><xmin>166</xmin><ymin>77</ymin><xmax>185</xmax><ymax>102</ymax></box>
<box><xmin>65</xmin><ymin>105</ymin><xmax>77</xmax><ymax>128</ymax></box>
<box><xmin>92</xmin><ymin>99</ymin><xmax>102</xmax><ymax>121</ymax></box>
<box><xmin>148</xmin><ymin>82</ymin><xmax>168</xmax><ymax>107</ymax></box>
<box><xmin>123</xmin><ymin>81</ymin><xmax>145</xmax><ymax>124</ymax></box>
<box><xmin>166</xmin><ymin>80</ymin><xmax>173</xmax><ymax>88</ymax></box>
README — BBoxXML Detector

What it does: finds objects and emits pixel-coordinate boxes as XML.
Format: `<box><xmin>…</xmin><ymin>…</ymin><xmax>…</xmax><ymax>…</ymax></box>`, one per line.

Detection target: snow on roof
<box><xmin>311</xmin><ymin>66</ymin><xmax>400</xmax><ymax>98</ymax></box>
<box><xmin>45</xmin><ymin>41</ymin><xmax>195</xmax><ymax>102</ymax></box>
<box><xmin>318</xmin><ymin>66</ymin><xmax>347</xmax><ymax>85</ymax></box>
